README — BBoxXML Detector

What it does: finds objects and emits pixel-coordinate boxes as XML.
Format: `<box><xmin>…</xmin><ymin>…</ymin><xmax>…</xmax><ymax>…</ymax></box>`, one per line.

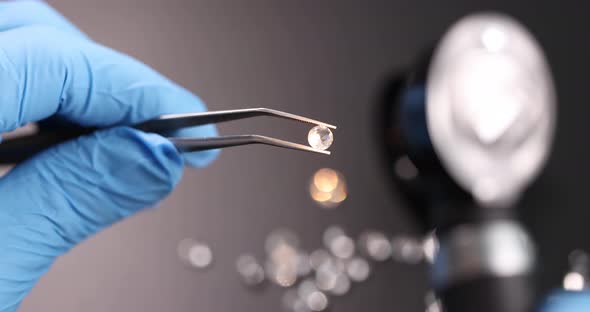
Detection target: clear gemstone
<box><xmin>328</xmin><ymin>273</ymin><xmax>351</xmax><ymax>296</ymax></box>
<box><xmin>358</xmin><ymin>231</ymin><xmax>392</xmax><ymax>261</ymax></box>
<box><xmin>391</xmin><ymin>236</ymin><xmax>424</xmax><ymax>264</ymax></box>
<box><xmin>236</xmin><ymin>254</ymin><xmax>265</xmax><ymax>286</ymax></box>
<box><xmin>306</xmin><ymin>291</ymin><xmax>328</xmax><ymax>311</ymax></box>
<box><xmin>307</xmin><ymin>126</ymin><xmax>333</xmax><ymax>150</ymax></box>
<box><xmin>265</xmin><ymin>228</ymin><xmax>300</xmax><ymax>255</ymax></box>
<box><xmin>309</xmin><ymin>249</ymin><xmax>332</xmax><ymax>270</ymax></box>
<box><xmin>315</xmin><ymin>258</ymin><xmax>346</xmax><ymax>292</ymax></box>
<box><xmin>188</xmin><ymin>244</ymin><xmax>213</xmax><ymax>268</ymax></box>
<box><xmin>177</xmin><ymin>238</ymin><xmax>213</xmax><ymax>269</ymax></box>
<box><xmin>330</xmin><ymin>236</ymin><xmax>355</xmax><ymax>259</ymax></box>
<box><xmin>423</xmin><ymin>232</ymin><xmax>439</xmax><ymax>264</ymax></box>
<box><xmin>346</xmin><ymin>257</ymin><xmax>371</xmax><ymax>282</ymax></box>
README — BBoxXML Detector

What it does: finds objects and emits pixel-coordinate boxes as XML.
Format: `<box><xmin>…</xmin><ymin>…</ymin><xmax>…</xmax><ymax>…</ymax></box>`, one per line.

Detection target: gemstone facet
<box><xmin>307</xmin><ymin>126</ymin><xmax>333</xmax><ymax>150</ymax></box>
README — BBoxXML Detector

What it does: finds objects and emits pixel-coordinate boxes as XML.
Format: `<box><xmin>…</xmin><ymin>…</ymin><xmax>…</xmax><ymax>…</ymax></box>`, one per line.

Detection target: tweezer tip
<box><xmin>256</xmin><ymin>107</ymin><xmax>337</xmax><ymax>129</ymax></box>
<box><xmin>310</xmin><ymin>148</ymin><xmax>331</xmax><ymax>155</ymax></box>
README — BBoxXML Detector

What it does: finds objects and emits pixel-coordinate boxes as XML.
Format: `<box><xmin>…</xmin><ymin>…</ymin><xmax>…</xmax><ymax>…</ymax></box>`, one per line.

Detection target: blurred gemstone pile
<box><xmin>233</xmin><ymin>226</ymin><xmax>439</xmax><ymax>311</ymax></box>
<box><xmin>178</xmin><ymin>168</ymin><xmax>441</xmax><ymax>311</ymax></box>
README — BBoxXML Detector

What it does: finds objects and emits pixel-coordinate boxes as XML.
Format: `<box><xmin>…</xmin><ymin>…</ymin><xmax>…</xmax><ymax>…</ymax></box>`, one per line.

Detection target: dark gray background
<box><xmin>17</xmin><ymin>1</ymin><xmax>590</xmax><ymax>311</ymax></box>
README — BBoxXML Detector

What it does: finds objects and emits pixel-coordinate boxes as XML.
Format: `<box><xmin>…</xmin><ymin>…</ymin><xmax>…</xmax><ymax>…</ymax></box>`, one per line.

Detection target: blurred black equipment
<box><xmin>377</xmin><ymin>13</ymin><xmax>556</xmax><ymax>312</ymax></box>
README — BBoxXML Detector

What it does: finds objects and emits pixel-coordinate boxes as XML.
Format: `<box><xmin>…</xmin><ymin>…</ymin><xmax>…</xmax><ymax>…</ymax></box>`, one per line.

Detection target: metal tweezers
<box><xmin>0</xmin><ymin>108</ymin><xmax>337</xmax><ymax>164</ymax></box>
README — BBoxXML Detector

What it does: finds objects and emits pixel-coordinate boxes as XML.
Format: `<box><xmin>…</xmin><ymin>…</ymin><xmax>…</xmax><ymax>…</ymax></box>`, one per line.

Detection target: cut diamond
<box><xmin>307</xmin><ymin>126</ymin><xmax>333</xmax><ymax>150</ymax></box>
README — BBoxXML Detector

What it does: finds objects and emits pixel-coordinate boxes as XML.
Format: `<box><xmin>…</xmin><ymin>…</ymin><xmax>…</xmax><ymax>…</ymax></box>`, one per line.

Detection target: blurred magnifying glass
<box><xmin>427</xmin><ymin>13</ymin><xmax>556</xmax><ymax>208</ymax></box>
<box><xmin>377</xmin><ymin>12</ymin><xmax>556</xmax><ymax>312</ymax></box>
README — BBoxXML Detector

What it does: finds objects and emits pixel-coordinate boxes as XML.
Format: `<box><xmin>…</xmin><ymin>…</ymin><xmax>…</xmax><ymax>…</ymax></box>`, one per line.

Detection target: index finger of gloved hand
<box><xmin>538</xmin><ymin>291</ymin><xmax>590</xmax><ymax>312</ymax></box>
<box><xmin>0</xmin><ymin>127</ymin><xmax>183</xmax><ymax>312</ymax></box>
<box><xmin>0</xmin><ymin>0</ymin><xmax>87</xmax><ymax>38</ymax></box>
<box><xmin>0</xmin><ymin>25</ymin><xmax>218</xmax><ymax>167</ymax></box>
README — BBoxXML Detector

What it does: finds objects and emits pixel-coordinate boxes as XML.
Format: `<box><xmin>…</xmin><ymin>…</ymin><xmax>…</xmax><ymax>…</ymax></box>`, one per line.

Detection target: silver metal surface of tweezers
<box><xmin>0</xmin><ymin>108</ymin><xmax>336</xmax><ymax>164</ymax></box>
<box><xmin>136</xmin><ymin>108</ymin><xmax>336</xmax><ymax>155</ymax></box>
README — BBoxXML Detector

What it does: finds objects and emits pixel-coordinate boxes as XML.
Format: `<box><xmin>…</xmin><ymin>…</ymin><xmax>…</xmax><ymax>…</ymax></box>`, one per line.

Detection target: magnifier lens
<box><xmin>427</xmin><ymin>14</ymin><xmax>556</xmax><ymax>206</ymax></box>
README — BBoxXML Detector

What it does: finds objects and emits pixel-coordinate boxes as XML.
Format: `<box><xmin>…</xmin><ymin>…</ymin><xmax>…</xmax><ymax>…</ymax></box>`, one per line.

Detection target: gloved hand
<box><xmin>538</xmin><ymin>290</ymin><xmax>590</xmax><ymax>311</ymax></box>
<box><xmin>0</xmin><ymin>2</ymin><xmax>218</xmax><ymax>311</ymax></box>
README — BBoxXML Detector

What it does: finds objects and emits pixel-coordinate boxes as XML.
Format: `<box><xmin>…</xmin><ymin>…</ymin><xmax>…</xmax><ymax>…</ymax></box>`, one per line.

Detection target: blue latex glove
<box><xmin>538</xmin><ymin>290</ymin><xmax>590</xmax><ymax>312</ymax></box>
<box><xmin>0</xmin><ymin>2</ymin><xmax>219</xmax><ymax>311</ymax></box>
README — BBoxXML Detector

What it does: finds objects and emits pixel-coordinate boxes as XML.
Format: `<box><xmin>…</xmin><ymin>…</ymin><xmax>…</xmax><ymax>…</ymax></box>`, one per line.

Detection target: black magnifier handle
<box><xmin>440</xmin><ymin>276</ymin><xmax>534</xmax><ymax>312</ymax></box>
<box><xmin>432</xmin><ymin>219</ymin><xmax>536</xmax><ymax>312</ymax></box>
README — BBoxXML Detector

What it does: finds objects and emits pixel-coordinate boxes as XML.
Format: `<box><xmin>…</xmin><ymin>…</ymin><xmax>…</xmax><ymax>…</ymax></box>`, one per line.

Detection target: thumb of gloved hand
<box><xmin>0</xmin><ymin>127</ymin><xmax>183</xmax><ymax>312</ymax></box>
